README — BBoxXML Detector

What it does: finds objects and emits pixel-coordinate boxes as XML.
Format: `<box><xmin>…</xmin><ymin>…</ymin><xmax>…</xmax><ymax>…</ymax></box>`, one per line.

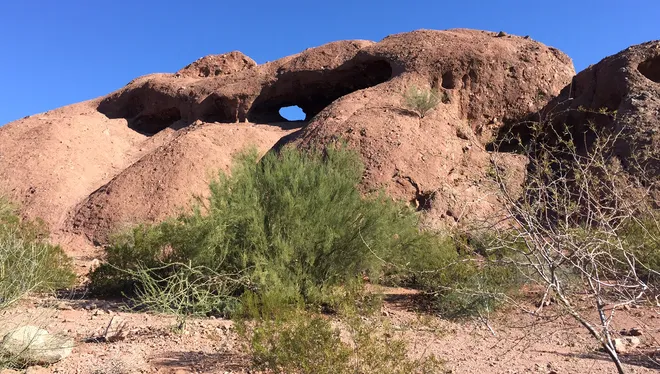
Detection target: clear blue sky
<box><xmin>0</xmin><ymin>1</ymin><xmax>658</xmax><ymax>125</ymax></box>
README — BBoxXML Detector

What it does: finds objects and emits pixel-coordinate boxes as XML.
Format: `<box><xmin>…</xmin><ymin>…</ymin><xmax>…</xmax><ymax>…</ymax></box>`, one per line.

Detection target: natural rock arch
<box><xmin>247</xmin><ymin>59</ymin><xmax>393</xmax><ymax>123</ymax></box>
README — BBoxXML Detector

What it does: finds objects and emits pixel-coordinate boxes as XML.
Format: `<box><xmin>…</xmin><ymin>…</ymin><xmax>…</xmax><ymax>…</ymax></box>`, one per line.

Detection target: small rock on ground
<box><xmin>614</xmin><ymin>336</ymin><xmax>641</xmax><ymax>353</ymax></box>
<box><xmin>1</xmin><ymin>326</ymin><xmax>73</xmax><ymax>365</ymax></box>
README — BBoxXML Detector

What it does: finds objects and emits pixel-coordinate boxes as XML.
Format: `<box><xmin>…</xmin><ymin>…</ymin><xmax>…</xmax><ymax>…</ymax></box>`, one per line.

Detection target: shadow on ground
<box><xmin>547</xmin><ymin>349</ymin><xmax>660</xmax><ymax>371</ymax></box>
<box><xmin>153</xmin><ymin>350</ymin><xmax>248</xmax><ymax>372</ymax></box>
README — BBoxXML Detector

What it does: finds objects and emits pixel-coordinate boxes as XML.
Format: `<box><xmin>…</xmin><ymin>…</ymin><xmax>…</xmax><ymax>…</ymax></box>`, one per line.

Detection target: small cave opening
<box><xmin>441</xmin><ymin>71</ymin><xmax>456</xmax><ymax>89</ymax></box>
<box><xmin>129</xmin><ymin>107</ymin><xmax>182</xmax><ymax>136</ymax></box>
<box><xmin>98</xmin><ymin>87</ymin><xmax>186</xmax><ymax>137</ymax></box>
<box><xmin>249</xmin><ymin>59</ymin><xmax>393</xmax><ymax>123</ymax></box>
<box><xmin>199</xmin><ymin>95</ymin><xmax>247</xmax><ymax>124</ymax></box>
<box><xmin>413</xmin><ymin>190</ymin><xmax>436</xmax><ymax>211</ymax></box>
<box><xmin>638</xmin><ymin>55</ymin><xmax>660</xmax><ymax>83</ymax></box>
<box><xmin>279</xmin><ymin>105</ymin><xmax>307</xmax><ymax>121</ymax></box>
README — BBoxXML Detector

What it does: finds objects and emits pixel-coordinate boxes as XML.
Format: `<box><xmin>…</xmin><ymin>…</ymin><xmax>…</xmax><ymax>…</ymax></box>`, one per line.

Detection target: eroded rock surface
<box><xmin>526</xmin><ymin>40</ymin><xmax>660</xmax><ymax>195</ymax></box>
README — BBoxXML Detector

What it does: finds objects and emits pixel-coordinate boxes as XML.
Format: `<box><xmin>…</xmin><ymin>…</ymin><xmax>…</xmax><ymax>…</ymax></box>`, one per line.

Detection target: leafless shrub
<box><xmin>487</xmin><ymin>118</ymin><xmax>659</xmax><ymax>373</ymax></box>
<box><xmin>85</xmin><ymin>316</ymin><xmax>128</xmax><ymax>343</ymax></box>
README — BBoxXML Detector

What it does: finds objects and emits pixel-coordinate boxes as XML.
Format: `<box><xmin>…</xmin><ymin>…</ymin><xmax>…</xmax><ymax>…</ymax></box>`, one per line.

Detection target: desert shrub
<box><xmin>244</xmin><ymin>311</ymin><xmax>351</xmax><ymax>374</ymax></box>
<box><xmin>384</xmin><ymin>232</ymin><xmax>526</xmax><ymax>318</ymax></box>
<box><xmin>239</xmin><ymin>308</ymin><xmax>443</xmax><ymax>374</ymax></box>
<box><xmin>91</xmin><ymin>145</ymin><xmax>464</xmax><ymax>315</ymax></box>
<box><xmin>235</xmin><ymin>279</ymin><xmax>383</xmax><ymax>322</ymax></box>
<box><xmin>346</xmin><ymin>315</ymin><xmax>443</xmax><ymax>374</ymax></box>
<box><xmin>489</xmin><ymin>122</ymin><xmax>660</xmax><ymax>373</ymax></box>
<box><xmin>616</xmin><ymin>217</ymin><xmax>660</xmax><ymax>282</ymax></box>
<box><xmin>126</xmin><ymin>262</ymin><xmax>245</xmax><ymax>328</ymax></box>
<box><xmin>0</xmin><ymin>197</ymin><xmax>75</xmax><ymax>309</ymax></box>
<box><xmin>402</xmin><ymin>85</ymin><xmax>442</xmax><ymax>118</ymax></box>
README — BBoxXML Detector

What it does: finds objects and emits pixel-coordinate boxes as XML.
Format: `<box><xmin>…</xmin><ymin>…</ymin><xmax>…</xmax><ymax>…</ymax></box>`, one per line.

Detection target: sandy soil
<box><xmin>1</xmin><ymin>290</ymin><xmax>657</xmax><ymax>374</ymax></box>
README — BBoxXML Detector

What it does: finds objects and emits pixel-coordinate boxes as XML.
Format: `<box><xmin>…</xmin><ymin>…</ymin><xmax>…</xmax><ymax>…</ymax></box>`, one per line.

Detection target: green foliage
<box><xmin>318</xmin><ymin>280</ymin><xmax>384</xmax><ymax>317</ymax></box>
<box><xmin>234</xmin><ymin>279</ymin><xmax>383</xmax><ymax>322</ymax></box>
<box><xmin>403</xmin><ymin>85</ymin><xmax>442</xmax><ymax>118</ymax></box>
<box><xmin>126</xmin><ymin>262</ymin><xmax>244</xmax><ymax>328</ymax></box>
<box><xmin>427</xmin><ymin>258</ymin><xmax>523</xmax><ymax>318</ymax></box>
<box><xmin>246</xmin><ymin>311</ymin><xmax>351</xmax><ymax>374</ymax></box>
<box><xmin>386</xmin><ymin>232</ymin><xmax>526</xmax><ymax>318</ymax></box>
<box><xmin>346</xmin><ymin>315</ymin><xmax>444</xmax><ymax>374</ymax></box>
<box><xmin>234</xmin><ymin>290</ymin><xmax>305</xmax><ymax>321</ymax></box>
<box><xmin>91</xmin><ymin>145</ymin><xmax>526</xmax><ymax>321</ymax></box>
<box><xmin>91</xmin><ymin>145</ymin><xmax>461</xmax><ymax>316</ymax></box>
<box><xmin>0</xmin><ymin>197</ymin><xmax>76</xmax><ymax>309</ymax></box>
<box><xmin>240</xmin><ymin>309</ymin><xmax>443</xmax><ymax>374</ymax></box>
<box><xmin>615</xmin><ymin>217</ymin><xmax>660</xmax><ymax>284</ymax></box>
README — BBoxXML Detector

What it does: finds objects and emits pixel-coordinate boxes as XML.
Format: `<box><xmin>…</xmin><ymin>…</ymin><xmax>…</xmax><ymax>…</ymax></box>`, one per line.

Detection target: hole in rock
<box><xmin>279</xmin><ymin>106</ymin><xmax>306</xmax><ymax>121</ymax></box>
<box><xmin>249</xmin><ymin>59</ymin><xmax>393</xmax><ymax>123</ymax></box>
<box><xmin>638</xmin><ymin>55</ymin><xmax>660</xmax><ymax>83</ymax></box>
<box><xmin>97</xmin><ymin>87</ymin><xmax>185</xmax><ymax>136</ymax></box>
<box><xmin>414</xmin><ymin>191</ymin><xmax>436</xmax><ymax>211</ymax></box>
<box><xmin>441</xmin><ymin>71</ymin><xmax>456</xmax><ymax>89</ymax></box>
<box><xmin>200</xmin><ymin>96</ymin><xmax>246</xmax><ymax>123</ymax></box>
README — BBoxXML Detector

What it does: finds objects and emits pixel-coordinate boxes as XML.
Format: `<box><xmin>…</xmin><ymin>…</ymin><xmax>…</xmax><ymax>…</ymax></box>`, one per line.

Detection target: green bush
<box><xmin>384</xmin><ymin>232</ymin><xmax>526</xmax><ymax>318</ymax></box>
<box><xmin>245</xmin><ymin>311</ymin><xmax>351</xmax><ymax>374</ymax></box>
<box><xmin>91</xmin><ymin>145</ymin><xmax>528</xmax><ymax>320</ymax></box>
<box><xmin>402</xmin><ymin>85</ymin><xmax>442</xmax><ymax>118</ymax></box>
<box><xmin>0</xmin><ymin>197</ymin><xmax>75</xmax><ymax>309</ymax></box>
<box><xmin>425</xmin><ymin>259</ymin><xmax>523</xmax><ymax>318</ymax></box>
<box><xmin>91</xmin><ymin>145</ymin><xmax>463</xmax><ymax>315</ymax></box>
<box><xmin>126</xmin><ymin>261</ymin><xmax>244</xmax><ymax>328</ymax></box>
<box><xmin>239</xmin><ymin>309</ymin><xmax>443</xmax><ymax>374</ymax></box>
<box><xmin>613</xmin><ymin>217</ymin><xmax>660</xmax><ymax>284</ymax></box>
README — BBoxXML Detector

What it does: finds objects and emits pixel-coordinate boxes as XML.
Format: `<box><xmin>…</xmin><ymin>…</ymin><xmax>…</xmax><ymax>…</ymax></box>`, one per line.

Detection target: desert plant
<box><xmin>239</xmin><ymin>308</ymin><xmax>443</xmax><ymax>374</ymax></box>
<box><xmin>0</xmin><ymin>197</ymin><xmax>75</xmax><ymax>309</ymax></box>
<box><xmin>90</xmin><ymin>145</ymin><xmax>461</xmax><ymax>315</ymax></box>
<box><xmin>379</xmin><ymin>232</ymin><xmax>525</xmax><ymax>318</ymax></box>
<box><xmin>346</xmin><ymin>315</ymin><xmax>443</xmax><ymax>374</ymax></box>
<box><xmin>489</xmin><ymin>121</ymin><xmax>660</xmax><ymax>374</ymax></box>
<box><xmin>403</xmin><ymin>85</ymin><xmax>442</xmax><ymax>118</ymax></box>
<box><xmin>125</xmin><ymin>261</ymin><xmax>245</xmax><ymax>328</ymax></box>
<box><xmin>245</xmin><ymin>311</ymin><xmax>352</xmax><ymax>374</ymax></box>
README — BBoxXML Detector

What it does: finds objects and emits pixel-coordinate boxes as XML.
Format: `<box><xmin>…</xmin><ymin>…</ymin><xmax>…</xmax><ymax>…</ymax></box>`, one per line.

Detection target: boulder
<box><xmin>533</xmin><ymin>40</ymin><xmax>660</xmax><ymax>183</ymax></box>
<box><xmin>1</xmin><ymin>326</ymin><xmax>73</xmax><ymax>365</ymax></box>
<box><xmin>296</xmin><ymin>29</ymin><xmax>574</xmax><ymax>226</ymax></box>
<box><xmin>68</xmin><ymin>122</ymin><xmax>299</xmax><ymax>245</ymax></box>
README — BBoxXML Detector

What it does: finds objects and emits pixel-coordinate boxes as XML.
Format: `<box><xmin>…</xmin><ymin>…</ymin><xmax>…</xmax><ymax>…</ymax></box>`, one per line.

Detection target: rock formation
<box><xmin>0</xmin><ymin>29</ymin><xmax>576</xmax><ymax>251</ymax></box>
<box><xmin>536</xmin><ymin>40</ymin><xmax>660</xmax><ymax>179</ymax></box>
